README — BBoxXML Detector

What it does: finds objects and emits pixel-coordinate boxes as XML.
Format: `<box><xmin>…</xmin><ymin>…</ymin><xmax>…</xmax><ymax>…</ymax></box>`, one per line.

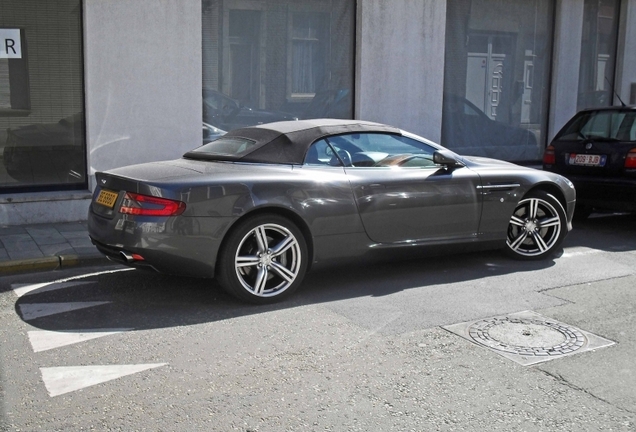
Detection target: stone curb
<box><xmin>0</xmin><ymin>254</ymin><xmax>110</xmax><ymax>275</ymax></box>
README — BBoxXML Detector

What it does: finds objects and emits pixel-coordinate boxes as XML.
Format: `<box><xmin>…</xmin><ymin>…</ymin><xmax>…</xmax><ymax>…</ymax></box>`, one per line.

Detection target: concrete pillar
<box><xmin>356</xmin><ymin>0</ymin><xmax>447</xmax><ymax>142</ymax></box>
<box><xmin>84</xmin><ymin>0</ymin><xmax>202</xmax><ymax>192</ymax></box>
<box><xmin>548</xmin><ymin>0</ymin><xmax>585</xmax><ymax>142</ymax></box>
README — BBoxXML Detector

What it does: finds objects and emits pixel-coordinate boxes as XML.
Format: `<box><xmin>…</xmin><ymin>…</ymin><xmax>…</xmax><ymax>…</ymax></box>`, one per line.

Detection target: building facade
<box><xmin>1</xmin><ymin>0</ymin><xmax>635</xmax><ymax>225</ymax></box>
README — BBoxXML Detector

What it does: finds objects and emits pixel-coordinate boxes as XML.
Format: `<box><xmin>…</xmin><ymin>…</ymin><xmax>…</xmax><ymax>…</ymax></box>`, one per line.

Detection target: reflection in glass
<box><xmin>442</xmin><ymin>0</ymin><xmax>554</xmax><ymax>162</ymax></box>
<box><xmin>577</xmin><ymin>0</ymin><xmax>620</xmax><ymax>110</ymax></box>
<box><xmin>0</xmin><ymin>0</ymin><xmax>85</xmax><ymax>192</ymax></box>
<box><xmin>291</xmin><ymin>13</ymin><xmax>327</xmax><ymax>95</ymax></box>
<box><xmin>202</xmin><ymin>0</ymin><xmax>354</xmax><ymax>138</ymax></box>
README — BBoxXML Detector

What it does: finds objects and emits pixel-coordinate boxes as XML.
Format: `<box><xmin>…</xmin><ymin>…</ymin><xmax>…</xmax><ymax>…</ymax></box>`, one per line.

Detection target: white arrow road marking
<box><xmin>18</xmin><ymin>302</ymin><xmax>111</xmax><ymax>320</ymax></box>
<box><xmin>561</xmin><ymin>248</ymin><xmax>604</xmax><ymax>258</ymax></box>
<box><xmin>28</xmin><ymin>329</ymin><xmax>133</xmax><ymax>352</ymax></box>
<box><xmin>11</xmin><ymin>268</ymin><xmax>134</xmax><ymax>298</ymax></box>
<box><xmin>40</xmin><ymin>364</ymin><xmax>167</xmax><ymax>397</ymax></box>
<box><xmin>12</xmin><ymin>281</ymin><xmax>94</xmax><ymax>298</ymax></box>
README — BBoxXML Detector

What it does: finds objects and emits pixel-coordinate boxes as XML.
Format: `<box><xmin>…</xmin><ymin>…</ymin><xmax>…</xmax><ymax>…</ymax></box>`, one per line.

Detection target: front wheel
<box><xmin>504</xmin><ymin>191</ymin><xmax>567</xmax><ymax>260</ymax></box>
<box><xmin>217</xmin><ymin>214</ymin><xmax>308</xmax><ymax>303</ymax></box>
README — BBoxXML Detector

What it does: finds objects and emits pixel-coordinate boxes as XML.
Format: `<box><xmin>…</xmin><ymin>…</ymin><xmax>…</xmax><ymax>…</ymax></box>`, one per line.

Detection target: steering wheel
<box><xmin>329</xmin><ymin>149</ymin><xmax>352</xmax><ymax>167</ymax></box>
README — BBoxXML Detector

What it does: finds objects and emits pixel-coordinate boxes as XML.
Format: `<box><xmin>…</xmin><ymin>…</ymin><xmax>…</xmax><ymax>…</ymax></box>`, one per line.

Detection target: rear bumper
<box><xmin>567</xmin><ymin>175</ymin><xmax>636</xmax><ymax>212</ymax></box>
<box><xmin>88</xmin><ymin>205</ymin><xmax>231</xmax><ymax>278</ymax></box>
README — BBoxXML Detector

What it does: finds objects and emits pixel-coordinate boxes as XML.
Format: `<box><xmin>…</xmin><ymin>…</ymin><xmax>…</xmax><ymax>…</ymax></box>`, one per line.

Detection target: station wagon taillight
<box><xmin>543</xmin><ymin>145</ymin><xmax>555</xmax><ymax>165</ymax></box>
<box><xmin>120</xmin><ymin>192</ymin><xmax>186</xmax><ymax>216</ymax></box>
<box><xmin>625</xmin><ymin>149</ymin><xmax>636</xmax><ymax>169</ymax></box>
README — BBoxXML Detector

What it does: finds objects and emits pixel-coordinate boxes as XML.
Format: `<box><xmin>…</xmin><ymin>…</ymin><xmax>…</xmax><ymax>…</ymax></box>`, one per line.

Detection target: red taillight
<box><xmin>119</xmin><ymin>192</ymin><xmax>186</xmax><ymax>216</ymax></box>
<box><xmin>543</xmin><ymin>145</ymin><xmax>556</xmax><ymax>165</ymax></box>
<box><xmin>625</xmin><ymin>149</ymin><xmax>636</xmax><ymax>169</ymax></box>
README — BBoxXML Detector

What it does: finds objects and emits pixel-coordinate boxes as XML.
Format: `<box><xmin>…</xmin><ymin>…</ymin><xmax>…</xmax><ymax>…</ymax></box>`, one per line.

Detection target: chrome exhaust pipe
<box><xmin>120</xmin><ymin>251</ymin><xmax>135</xmax><ymax>263</ymax></box>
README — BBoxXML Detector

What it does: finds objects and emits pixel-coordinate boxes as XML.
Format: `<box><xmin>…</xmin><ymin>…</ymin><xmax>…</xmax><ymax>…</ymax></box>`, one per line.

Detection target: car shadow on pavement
<box><xmin>12</xmin><ymin>212</ymin><xmax>636</xmax><ymax>333</ymax></box>
<box><xmin>11</xmin><ymin>245</ymin><xmax>558</xmax><ymax>333</ymax></box>
<box><xmin>564</xmin><ymin>211</ymin><xmax>636</xmax><ymax>252</ymax></box>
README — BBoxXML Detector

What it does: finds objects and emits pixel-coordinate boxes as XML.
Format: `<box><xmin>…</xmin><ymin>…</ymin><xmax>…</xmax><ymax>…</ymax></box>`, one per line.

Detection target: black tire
<box><xmin>504</xmin><ymin>190</ymin><xmax>568</xmax><ymax>260</ymax></box>
<box><xmin>216</xmin><ymin>214</ymin><xmax>308</xmax><ymax>304</ymax></box>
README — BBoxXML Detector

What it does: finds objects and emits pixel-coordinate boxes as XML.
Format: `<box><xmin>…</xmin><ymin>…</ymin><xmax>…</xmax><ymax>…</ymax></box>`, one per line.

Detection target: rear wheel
<box><xmin>505</xmin><ymin>191</ymin><xmax>567</xmax><ymax>260</ymax></box>
<box><xmin>217</xmin><ymin>214</ymin><xmax>308</xmax><ymax>303</ymax></box>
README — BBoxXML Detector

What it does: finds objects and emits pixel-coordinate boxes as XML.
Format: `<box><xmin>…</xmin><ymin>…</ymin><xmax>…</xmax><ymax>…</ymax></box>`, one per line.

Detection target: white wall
<box><xmin>548</xmin><ymin>0</ymin><xmax>584</xmax><ymax>142</ymax></box>
<box><xmin>84</xmin><ymin>0</ymin><xmax>202</xmax><ymax>191</ymax></box>
<box><xmin>356</xmin><ymin>0</ymin><xmax>447</xmax><ymax>142</ymax></box>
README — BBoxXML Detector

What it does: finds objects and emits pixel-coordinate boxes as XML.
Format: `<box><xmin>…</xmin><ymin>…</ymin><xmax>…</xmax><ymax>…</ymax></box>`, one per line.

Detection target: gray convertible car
<box><xmin>88</xmin><ymin>119</ymin><xmax>576</xmax><ymax>303</ymax></box>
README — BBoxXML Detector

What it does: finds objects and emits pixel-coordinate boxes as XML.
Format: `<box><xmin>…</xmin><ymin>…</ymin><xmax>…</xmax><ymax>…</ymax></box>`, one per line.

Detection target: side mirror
<box><xmin>433</xmin><ymin>150</ymin><xmax>463</xmax><ymax>168</ymax></box>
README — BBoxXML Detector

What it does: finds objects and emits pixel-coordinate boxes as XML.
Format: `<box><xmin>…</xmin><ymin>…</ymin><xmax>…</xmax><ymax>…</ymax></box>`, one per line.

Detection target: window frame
<box><xmin>286</xmin><ymin>1</ymin><xmax>331</xmax><ymax>102</ymax></box>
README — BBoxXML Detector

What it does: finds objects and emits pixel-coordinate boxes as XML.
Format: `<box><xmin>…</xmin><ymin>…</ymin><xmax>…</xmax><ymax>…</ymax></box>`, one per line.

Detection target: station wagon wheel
<box><xmin>505</xmin><ymin>191</ymin><xmax>567</xmax><ymax>260</ymax></box>
<box><xmin>217</xmin><ymin>214</ymin><xmax>308</xmax><ymax>303</ymax></box>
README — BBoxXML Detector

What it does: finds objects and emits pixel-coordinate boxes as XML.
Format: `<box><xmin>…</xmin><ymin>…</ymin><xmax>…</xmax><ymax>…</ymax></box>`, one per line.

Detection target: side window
<box><xmin>462</xmin><ymin>100</ymin><xmax>481</xmax><ymax>117</ymax></box>
<box><xmin>335</xmin><ymin>133</ymin><xmax>437</xmax><ymax>167</ymax></box>
<box><xmin>304</xmin><ymin>133</ymin><xmax>438</xmax><ymax>167</ymax></box>
<box><xmin>305</xmin><ymin>137</ymin><xmax>355</xmax><ymax>166</ymax></box>
<box><xmin>304</xmin><ymin>139</ymin><xmax>332</xmax><ymax>165</ymax></box>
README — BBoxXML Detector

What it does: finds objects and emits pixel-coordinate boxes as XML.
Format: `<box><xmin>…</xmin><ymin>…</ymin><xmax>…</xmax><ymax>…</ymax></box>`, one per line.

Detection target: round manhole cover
<box><xmin>468</xmin><ymin>317</ymin><xmax>587</xmax><ymax>357</ymax></box>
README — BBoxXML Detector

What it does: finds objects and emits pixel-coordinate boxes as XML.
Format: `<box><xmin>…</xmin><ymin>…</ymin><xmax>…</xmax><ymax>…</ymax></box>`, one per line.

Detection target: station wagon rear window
<box><xmin>556</xmin><ymin>110</ymin><xmax>636</xmax><ymax>142</ymax></box>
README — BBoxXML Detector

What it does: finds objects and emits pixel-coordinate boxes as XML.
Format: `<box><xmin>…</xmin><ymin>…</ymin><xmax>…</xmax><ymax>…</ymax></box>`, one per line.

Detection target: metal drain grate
<box><xmin>443</xmin><ymin>311</ymin><xmax>615</xmax><ymax>366</ymax></box>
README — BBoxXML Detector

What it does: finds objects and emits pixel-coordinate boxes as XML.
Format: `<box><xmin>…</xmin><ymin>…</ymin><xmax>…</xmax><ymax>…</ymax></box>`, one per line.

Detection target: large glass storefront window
<box><xmin>0</xmin><ymin>0</ymin><xmax>85</xmax><ymax>193</ymax></box>
<box><xmin>202</xmin><ymin>0</ymin><xmax>354</xmax><ymax>139</ymax></box>
<box><xmin>577</xmin><ymin>0</ymin><xmax>620</xmax><ymax>110</ymax></box>
<box><xmin>442</xmin><ymin>0</ymin><xmax>554</xmax><ymax>162</ymax></box>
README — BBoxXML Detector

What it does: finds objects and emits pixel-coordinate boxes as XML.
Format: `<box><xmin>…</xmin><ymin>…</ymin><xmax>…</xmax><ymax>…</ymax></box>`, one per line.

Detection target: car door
<box><xmin>321</xmin><ymin>132</ymin><xmax>482</xmax><ymax>244</ymax></box>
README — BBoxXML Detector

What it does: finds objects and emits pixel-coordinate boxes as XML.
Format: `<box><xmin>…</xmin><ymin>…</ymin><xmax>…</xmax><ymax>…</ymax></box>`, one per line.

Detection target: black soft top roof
<box><xmin>184</xmin><ymin>119</ymin><xmax>402</xmax><ymax>164</ymax></box>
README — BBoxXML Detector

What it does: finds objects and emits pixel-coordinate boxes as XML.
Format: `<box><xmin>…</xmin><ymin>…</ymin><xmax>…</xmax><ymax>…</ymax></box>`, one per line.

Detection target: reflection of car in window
<box><xmin>3</xmin><ymin>112</ymin><xmax>86</xmax><ymax>184</ymax></box>
<box><xmin>202</xmin><ymin>122</ymin><xmax>226</xmax><ymax>144</ymax></box>
<box><xmin>301</xmin><ymin>89</ymin><xmax>352</xmax><ymax>119</ymax></box>
<box><xmin>202</xmin><ymin>89</ymin><xmax>297</xmax><ymax>132</ymax></box>
<box><xmin>276</xmin><ymin>89</ymin><xmax>353</xmax><ymax>121</ymax></box>
<box><xmin>442</xmin><ymin>93</ymin><xmax>538</xmax><ymax>160</ymax></box>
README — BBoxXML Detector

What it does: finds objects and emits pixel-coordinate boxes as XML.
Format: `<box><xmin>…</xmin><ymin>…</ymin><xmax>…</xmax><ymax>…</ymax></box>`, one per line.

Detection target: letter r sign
<box><xmin>1</xmin><ymin>29</ymin><xmax>22</xmax><ymax>59</ymax></box>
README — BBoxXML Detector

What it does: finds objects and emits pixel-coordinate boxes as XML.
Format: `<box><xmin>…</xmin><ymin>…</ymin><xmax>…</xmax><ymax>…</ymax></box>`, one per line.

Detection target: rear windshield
<box><xmin>556</xmin><ymin>110</ymin><xmax>636</xmax><ymax>142</ymax></box>
<box><xmin>186</xmin><ymin>137</ymin><xmax>257</xmax><ymax>157</ymax></box>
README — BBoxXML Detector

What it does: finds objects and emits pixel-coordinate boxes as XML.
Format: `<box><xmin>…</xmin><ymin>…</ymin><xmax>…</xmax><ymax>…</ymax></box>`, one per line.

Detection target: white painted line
<box><xmin>11</xmin><ymin>268</ymin><xmax>134</xmax><ymax>298</ymax></box>
<box><xmin>55</xmin><ymin>268</ymin><xmax>135</xmax><ymax>282</ymax></box>
<box><xmin>41</xmin><ymin>363</ymin><xmax>166</xmax><ymax>397</ymax></box>
<box><xmin>28</xmin><ymin>329</ymin><xmax>133</xmax><ymax>352</ymax></box>
<box><xmin>19</xmin><ymin>302</ymin><xmax>111</xmax><ymax>320</ymax></box>
<box><xmin>561</xmin><ymin>248</ymin><xmax>604</xmax><ymax>258</ymax></box>
<box><xmin>12</xmin><ymin>281</ymin><xmax>94</xmax><ymax>298</ymax></box>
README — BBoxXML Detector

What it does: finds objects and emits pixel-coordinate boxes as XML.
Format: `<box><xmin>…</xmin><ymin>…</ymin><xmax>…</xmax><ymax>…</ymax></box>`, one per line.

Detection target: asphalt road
<box><xmin>1</xmin><ymin>213</ymin><xmax>635</xmax><ymax>431</ymax></box>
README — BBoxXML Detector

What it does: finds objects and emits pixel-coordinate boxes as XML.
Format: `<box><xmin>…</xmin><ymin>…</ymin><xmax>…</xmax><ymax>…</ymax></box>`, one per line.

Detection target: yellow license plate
<box><xmin>95</xmin><ymin>189</ymin><xmax>119</xmax><ymax>208</ymax></box>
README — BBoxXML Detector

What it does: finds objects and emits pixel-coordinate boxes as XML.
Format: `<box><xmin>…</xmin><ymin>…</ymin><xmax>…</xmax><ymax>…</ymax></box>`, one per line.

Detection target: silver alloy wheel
<box><xmin>507</xmin><ymin>196</ymin><xmax>563</xmax><ymax>257</ymax></box>
<box><xmin>234</xmin><ymin>223</ymin><xmax>302</xmax><ymax>297</ymax></box>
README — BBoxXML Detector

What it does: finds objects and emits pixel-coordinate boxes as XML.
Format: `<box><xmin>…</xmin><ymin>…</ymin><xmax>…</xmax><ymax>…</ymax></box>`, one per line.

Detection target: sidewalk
<box><xmin>0</xmin><ymin>221</ymin><xmax>109</xmax><ymax>275</ymax></box>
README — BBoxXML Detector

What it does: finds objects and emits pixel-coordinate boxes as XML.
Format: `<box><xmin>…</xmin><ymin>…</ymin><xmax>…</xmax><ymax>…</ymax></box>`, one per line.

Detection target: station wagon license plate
<box><xmin>568</xmin><ymin>153</ymin><xmax>606</xmax><ymax>167</ymax></box>
<box><xmin>95</xmin><ymin>189</ymin><xmax>119</xmax><ymax>208</ymax></box>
